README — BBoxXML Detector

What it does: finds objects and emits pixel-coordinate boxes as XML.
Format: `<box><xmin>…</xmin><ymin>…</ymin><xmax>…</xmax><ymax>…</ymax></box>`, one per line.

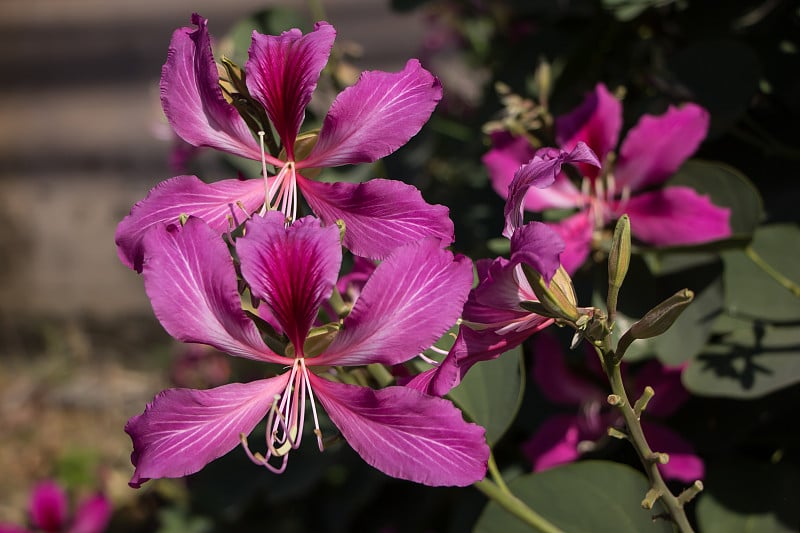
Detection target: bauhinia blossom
<box><xmin>523</xmin><ymin>332</ymin><xmax>704</xmax><ymax>483</ymax></box>
<box><xmin>125</xmin><ymin>212</ymin><xmax>487</xmax><ymax>487</ymax></box>
<box><xmin>485</xmin><ymin>83</ymin><xmax>732</xmax><ymax>272</ymax></box>
<box><xmin>116</xmin><ymin>14</ymin><xmax>453</xmax><ymax>271</ymax></box>
<box><xmin>407</xmin><ymin>221</ymin><xmax>566</xmax><ymax>396</ymax></box>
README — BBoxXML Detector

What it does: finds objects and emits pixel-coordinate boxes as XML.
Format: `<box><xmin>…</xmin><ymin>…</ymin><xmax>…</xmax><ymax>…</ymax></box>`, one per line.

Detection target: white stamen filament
<box><xmin>257</xmin><ymin>130</ymin><xmax>298</xmax><ymax>223</ymax></box>
<box><xmin>239</xmin><ymin>358</ymin><xmax>324</xmax><ymax>472</ymax></box>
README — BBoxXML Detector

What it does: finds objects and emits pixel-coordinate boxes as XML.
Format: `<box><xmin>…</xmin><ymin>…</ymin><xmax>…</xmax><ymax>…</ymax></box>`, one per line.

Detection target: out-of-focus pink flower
<box><xmin>0</xmin><ymin>481</ymin><xmax>111</xmax><ymax>533</ymax></box>
<box><xmin>484</xmin><ymin>83</ymin><xmax>731</xmax><ymax>273</ymax></box>
<box><xmin>522</xmin><ymin>332</ymin><xmax>704</xmax><ymax>483</ymax></box>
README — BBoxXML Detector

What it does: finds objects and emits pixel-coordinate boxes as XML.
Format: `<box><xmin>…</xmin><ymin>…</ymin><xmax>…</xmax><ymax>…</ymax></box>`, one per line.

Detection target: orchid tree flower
<box><xmin>406</xmin><ymin>221</ymin><xmax>566</xmax><ymax>396</ymax></box>
<box><xmin>116</xmin><ymin>14</ymin><xmax>453</xmax><ymax>271</ymax></box>
<box><xmin>484</xmin><ymin>83</ymin><xmax>731</xmax><ymax>273</ymax></box>
<box><xmin>523</xmin><ymin>332</ymin><xmax>705</xmax><ymax>483</ymax></box>
<box><xmin>0</xmin><ymin>480</ymin><xmax>111</xmax><ymax>533</ymax></box>
<box><xmin>125</xmin><ymin>212</ymin><xmax>488</xmax><ymax>487</ymax></box>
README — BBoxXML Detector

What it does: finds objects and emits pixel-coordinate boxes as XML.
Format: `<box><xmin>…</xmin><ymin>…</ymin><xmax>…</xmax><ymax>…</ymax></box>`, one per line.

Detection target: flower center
<box><xmin>257</xmin><ymin>131</ymin><xmax>299</xmax><ymax>223</ymax></box>
<box><xmin>239</xmin><ymin>358</ymin><xmax>324</xmax><ymax>473</ymax></box>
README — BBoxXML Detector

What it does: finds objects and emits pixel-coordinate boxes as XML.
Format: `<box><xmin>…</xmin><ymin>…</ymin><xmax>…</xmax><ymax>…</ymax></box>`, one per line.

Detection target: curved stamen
<box><xmin>300</xmin><ymin>359</ymin><xmax>324</xmax><ymax>452</ymax></box>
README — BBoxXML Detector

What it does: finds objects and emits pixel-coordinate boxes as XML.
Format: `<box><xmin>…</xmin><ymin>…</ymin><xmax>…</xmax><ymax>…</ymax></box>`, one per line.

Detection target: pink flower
<box><xmin>116</xmin><ymin>14</ymin><xmax>453</xmax><ymax>271</ymax></box>
<box><xmin>406</xmin><ymin>221</ymin><xmax>565</xmax><ymax>396</ymax></box>
<box><xmin>484</xmin><ymin>83</ymin><xmax>731</xmax><ymax>272</ymax></box>
<box><xmin>0</xmin><ymin>481</ymin><xmax>111</xmax><ymax>533</ymax></box>
<box><xmin>523</xmin><ymin>332</ymin><xmax>705</xmax><ymax>483</ymax></box>
<box><xmin>125</xmin><ymin>212</ymin><xmax>488</xmax><ymax>487</ymax></box>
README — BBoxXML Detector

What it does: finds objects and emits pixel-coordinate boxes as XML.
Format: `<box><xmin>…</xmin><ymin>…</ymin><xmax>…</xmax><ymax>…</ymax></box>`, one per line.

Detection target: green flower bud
<box><xmin>607</xmin><ymin>214</ymin><xmax>631</xmax><ymax>319</ymax></box>
<box><xmin>522</xmin><ymin>263</ymin><xmax>579</xmax><ymax>322</ymax></box>
<box><xmin>616</xmin><ymin>289</ymin><xmax>694</xmax><ymax>360</ymax></box>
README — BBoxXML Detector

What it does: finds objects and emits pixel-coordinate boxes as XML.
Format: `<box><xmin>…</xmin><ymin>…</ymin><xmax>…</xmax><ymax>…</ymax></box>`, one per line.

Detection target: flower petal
<box><xmin>161</xmin><ymin>14</ymin><xmax>262</xmax><ymax>160</ymax></box>
<box><xmin>309</xmin><ymin>375</ymin><xmax>488</xmax><ymax>486</ymax></box>
<box><xmin>302</xmin><ymin>59</ymin><xmax>442</xmax><ymax>168</ymax></box>
<box><xmin>504</xmin><ymin>143</ymin><xmax>599</xmax><ymax>237</ymax></box>
<box><xmin>68</xmin><ymin>495</ymin><xmax>112</xmax><ymax>533</ymax></box>
<box><xmin>405</xmin><ymin>325</ymin><xmax>532</xmax><ymax>396</ymax></box>
<box><xmin>115</xmin><ymin>175</ymin><xmax>265</xmax><ymax>272</ymax></box>
<box><xmin>314</xmin><ymin>238</ymin><xmax>472</xmax><ymax>367</ymax></box>
<box><xmin>236</xmin><ymin>212</ymin><xmax>342</xmax><ymax>351</ymax></box>
<box><xmin>126</xmin><ymin>377</ymin><xmax>289</xmax><ymax>488</ymax></box>
<box><xmin>546</xmin><ymin>210</ymin><xmax>594</xmax><ymax>274</ymax></box>
<box><xmin>555</xmin><ymin>83</ymin><xmax>622</xmax><ymax>177</ymax></box>
<box><xmin>246</xmin><ymin>22</ymin><xmax>336</xmax><ymax>158</ymax></box>
<box><xmin>29</xmin><ymin>481</ymin><xmax>67</xmax><ymax>532</ymax></box>
<box><xmin>641</xmin><ymin>421</ymin><xmax>705</xmax><ymax>482</ymax></box>
<box><xmin>510</xmin><ymin>221</ymin><xmax>566</xmax><ymax>284</ymax></box>
<box><xmin>299</xmin><ymin>177</ymin><xmax>454</xmax><ymax>260</ymax></box>
<box><xmin>522</xmin><ymin>415</ymin><xmax>583</xmax><ymax>472</ymax></box>
<box><xmin>483</xmin><ymin>132</ymin><xmax>582</xmax><ymax>210</ymax></box>
<box><xmin>615</xmin><ymin>103</ymin><xmax>709</xmax><ymax>190</ymax></box>
<box><xmin>143</xmin><ymin>217</ymin><xmax>286</xmax><ymax>363</ymax></box>
<box><xmin>617</xmin><ymin>186</ymin><xmax>731</xmax><ymax>246</ymax></box>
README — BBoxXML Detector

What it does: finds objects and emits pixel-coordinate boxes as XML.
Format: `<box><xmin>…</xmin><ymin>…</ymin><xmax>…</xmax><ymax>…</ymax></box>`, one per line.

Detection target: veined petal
<box><xmin>115</xmin><ymin>175</ymin><xmax>265</xmax><ymax>272</ymax></box>
<box><xmin>504</xmin><ymin>143</ymin><xmax>599</xmax><ymax>237</ymax></box>
<box><xmin>615</xmin><ymin>103</ymin><xmax>709</xmax><ymax>191</ymax></box>
<box><xmin>618</xmin><ymin>186</ymin><xmax>731</xmax><ymax>245</ymax></box>
<box><xmin>299</xmin><ymin>178</ymin><xmax>454</xmax><ymax>260</ymax></box>
<box><xmin>510</xmin><ymin>221</ymin><xmax>565</xmax><ymax>284</ymax></box>
<box><xmin>126</xmin><ymin>377</ymin><xmax>290</xmax><ymax>488</ymax></box>
<box><xmin>546</xmin><ymin>210</ymin><xmax>594</xmax><ymax>274</ymax></box>
<box><xmin>161</xmin><ymin>14</ymin><xmax>262</xmax><ymax>160</ymax></box>
<box><xmin>465</xmin><ymin>258</ymin><xmax>531</xmax><ymax>323</ymax></box>
<box><xmin>313</xmin><ymin>238</ymin><xmax>472</xmax><ymax>367</ymax></box>
<box><xmin>246</xmin><ymin>22</ymin><xmax>336</xmax><ymax>158</ymax></box>
<box><xmin>483</xmin><ymin>132</ymin><xmax>582</xmax><ymax>210</ymax></box>
<box><xmin>302</xmin><ymin>59</ymin><xmax>442</xmax><ymax>168</ymax></box>
<box><xmin>555</xmin><ymin>83</ymin><xmax>622</xmax><ymax>172</ymax></box>
<box><xmin>522</xmin><ymin>415</ymin><xmax>583</xmax><ymax>472</ymax></box>
<box><xmin>309</xmin><ymin>375</ymin><xmax>488</xmax><ymax>486</ymax></box>
<box><xmin>29</xmin><ymin>481</ymin><xmax>67</xmax><ymax>532</ymax></box>
<box><xmin>68</xmin><ymin>495</ymin><xmax>112</xmax><ymax>533</ymax></box>
<box><xmin>641</xmin><ymin>421</ymin><xmax>705</xmax><ymax>482</ymax></box>
<box><xmin>143</xmin><ymin>217</ymin><xmax>286</xmax><ymax>364</ymax></box>
<box><xmin>236</xmin><ymin>212</ymin><xmax>342</xmax><ymax>351</ymax></box>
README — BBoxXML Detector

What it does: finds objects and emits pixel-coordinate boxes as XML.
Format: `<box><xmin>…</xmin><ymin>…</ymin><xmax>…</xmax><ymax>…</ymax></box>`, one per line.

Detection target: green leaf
<box><xmin>696</xmin><ymin>459</ymin><xmax>800</xmax><ymax>533</ymax></box>
<box><xmin>669</xmin><ymin>160</ymin><xmax>763</xmax><ymax>238</ymax></box>
<box><xmin>448</xmin><ymin>346</ymin><xmax>524</xmax><ymax>446</ymax></box>
<box><xmin>722</xmin><ymin>224</ymin><xmax>800</xmax><ymax>322</ymax></box>
<box><xmin>683</xmin><ymin>314</ymin><xmax>800</xmax><ymax>398</ymax></box>
<box><xmin>475</xmin><ymin>461</ymin><xmax>673</xmax><ymax>533</ymax></box>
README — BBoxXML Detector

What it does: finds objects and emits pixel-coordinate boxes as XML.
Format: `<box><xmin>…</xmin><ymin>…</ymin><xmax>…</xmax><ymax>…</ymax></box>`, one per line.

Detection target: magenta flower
<box><xmin>523</xmin><ymin>332</ymin><xmax>705</xmax><ymax>483</ymax></box>
<box><xmin>484</xmin><ymin>83</ymin><xmax>731</xmax><ymax>272</ymax></box>
<box><xmin>407</xmin><ymin>221</ymin><xmax>564</xmax><ymax>396</ymax></box>
<box><xmin>125</xmin><ymin>212</ymin><xmax>488</xmax><ymax>487</ymax></box>
<box><xmin>0</xmin><ymin>481</ymin><xmax>111</xmax><ymax>533</ymax></box>
<box><xmin>116</xmin><ymin>14</ymin><xmax>453</xmax><ymax>271</ymax></box>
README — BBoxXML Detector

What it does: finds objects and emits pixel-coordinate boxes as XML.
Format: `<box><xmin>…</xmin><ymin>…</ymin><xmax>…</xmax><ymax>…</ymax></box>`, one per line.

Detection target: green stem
<box><xmin>487</xmin><ymin>452</ymin><xmax>510</xmax><ymax>494</ymax></box>
<box><xmin>745</xmin><ymin>245</ymin><xmax>800</xmax><ymax>297</ymax></box>
<box><xmin>473</xmin><ymin>478</ymin><xmax>566</xmax><ymax>533</ymax></box>
<box><xmin>605</xmin><ymin>361</ymin><xmax>696</xmax><ymax>533</ymax></box>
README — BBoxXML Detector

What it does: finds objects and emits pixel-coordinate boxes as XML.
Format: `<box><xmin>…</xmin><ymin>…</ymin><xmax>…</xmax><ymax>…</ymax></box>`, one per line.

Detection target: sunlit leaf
<box><xmin>683</xmin><ymin>314</ymin><xmax>800</xmax><ymax>398</ymax></box>
<box><xmin>475</xmin><ymin>461</ymin><xmax>673</xmax><ymax>533</ymax></box>
<box><xmin>722</xmin><ymin>224</ymin><xmax>800</xmax><ymax>322</ymax></box>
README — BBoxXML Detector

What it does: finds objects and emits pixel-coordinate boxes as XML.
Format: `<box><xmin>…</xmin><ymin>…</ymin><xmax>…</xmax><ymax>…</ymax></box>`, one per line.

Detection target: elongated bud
<box><xmin>521</xmin><ymin>263</ymin><xmax>579</xmax><ymax>322</ymax></box>
<box><xmin>607</xmin><ymin>215</ymin><xmax>631</xmax><ymax>319</ymax></box>
<box><xmin>616</xmin><ymin>289</ymin><xmax>694</xmax><ymax>360</ymax></box>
